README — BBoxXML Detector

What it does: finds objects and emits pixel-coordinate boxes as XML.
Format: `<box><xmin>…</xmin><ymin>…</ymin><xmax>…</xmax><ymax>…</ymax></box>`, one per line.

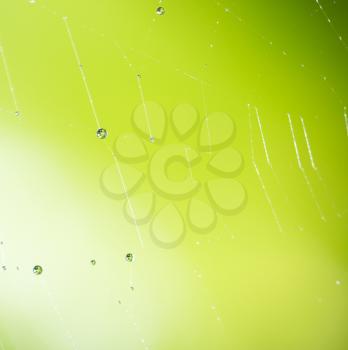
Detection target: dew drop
<box><xmin>90</xmin><ymin>259</ymin><xmax>96</xmax><ymax>266</ymax></box>
<box><xmin>33</xmin><ymin>265</ymin><xmax>43</xmax><ymax>275</ymax></box>
<box><xmin>149</xmin><ymin>136</ymin><xmax>155</xmax><ymax>143</ymax></box>
<box><xmin>96</xmin><ymin>128</ymin><xmax>107</xmax><ymax>139</ymax></box>
<box><xmin>156</xmin><ymin>7</ymin><xmax>165</xmax><ymax>15</ymax></box>
<box><xmin>125</xmin><ymin>253</ymin><xmax>134</xmax><ymax>262</ymax></box>
<box><xmin>15</xmin><ymin>111</ymin><xmax>20</xmax><ymax>117</ymax></box>
<box><xmin>2</xmin><ymin>266</ymin><xmax>6</xmax><ymax>271</ymax></box>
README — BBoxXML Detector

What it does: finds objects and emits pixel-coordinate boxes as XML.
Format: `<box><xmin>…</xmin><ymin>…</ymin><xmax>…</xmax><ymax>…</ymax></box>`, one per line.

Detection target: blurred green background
<box><xmin>0</xmin><ymin>0</ymin><xmax>347</xmax><ymax>349</ymax></box>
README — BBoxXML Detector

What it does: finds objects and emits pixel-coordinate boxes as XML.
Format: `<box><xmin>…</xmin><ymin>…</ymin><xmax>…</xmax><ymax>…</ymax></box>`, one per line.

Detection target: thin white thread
<box><xmin>136</xmin><ymin>75</ymin><xmax>154</xmax><ymax>140</ymax></box>
<box><xmin>63</xmin><ymin>16</ymin><xmax>144</xmax><ymax>247</ymax></box>
<box><xmin>0</xmin><ymin>45</ymin><xmax>20</xmax><ymax>115</ymax></box>
<box><xmin>63</xmin><ymin>17</ymin><xmax>101</xmax><ymax>129</ymax></box>
<box><xmin>255</xmin><ymin>107</ymin><xmax>272</xmax><ymax>167</ymax></box>
<box><xmin>299</xmin><ymin>116</ymin><xmax>317</xmax><ymax>170</ymax></box>
<box><xmin>253</xmin><ymin>105</ymin><xmax>289</xmax><ymax>203</ymax></box>
<box><xmin>248</xmin><ymin>105</ymin><xmax>283</xmax><ymax>232</ymax></box>
<box><xmin>314</xmin><ymin>0</ymin><xmax>348</xmax><ymax>52</ymax></box>
<box><xmin>287</xmin><ymin>113</ymin><xmax>326</xmax><ymax>222</ymax></box>
<box><xmin>300</xmin><ymin>116</ymin><xmax>341</xmax><ymax>217</ymax></box>
<box><xmin>108</xmin><ymin>148</ymin><xmax>144</xmax><ymax>248</ymax></box>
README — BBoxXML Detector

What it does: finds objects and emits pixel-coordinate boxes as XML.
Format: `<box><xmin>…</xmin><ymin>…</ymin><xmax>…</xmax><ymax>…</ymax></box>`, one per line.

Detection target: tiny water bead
<box><xmin>2</xmin><ymin>266</ymin><xmax>6</xmax><ymax>271</ymax></box>
<box><xmin>156</xmin><ymin>7</ymin><xmax>165</xmax><ymax>15</ymax></box>
<box><xmin>15</xmin><ymin>111</ymin><xmax>20</xmax><ymax>117</ymax></box>
<box><xmin>33</xmin><ymin>265</ymin><xmax>43</xmax><ymax>275</ymax></box>
<box><xmin>96</xmin><ymin>128</ymin><xmax>108</xmax><ymax>139</ymax></box>
<box><xmin>90</xmin><ymin>259</ymin><xmax>96</xmax><ymax>266</ymax></box>
<box><xmin>149</xmin><ymin>136</ymin><xmax>155</xmax><ymax>143</ymax></box>
<box><xmin>125</xmin><ymin>253</ymin><xmax>134</xmax><ymax>262</ymax></box>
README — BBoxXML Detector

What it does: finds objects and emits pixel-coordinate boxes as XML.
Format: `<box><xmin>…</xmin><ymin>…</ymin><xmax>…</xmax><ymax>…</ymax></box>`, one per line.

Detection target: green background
<box><xmin>0</xmin><ymin>0</ymin><xmax>347</xmax><ymax>349</ymax></box>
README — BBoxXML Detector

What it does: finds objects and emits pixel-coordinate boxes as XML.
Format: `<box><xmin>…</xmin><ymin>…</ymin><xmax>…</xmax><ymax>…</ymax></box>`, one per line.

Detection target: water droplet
<box><xmin>130</xmin><ymin>286</ymin><xmax>135</xmax><ymax>291</ymax></box>
<box><xmin>149</xmin><ymin>136</ymin><xmax>155</xmax><ymax>143</ymax></box>
<box><xmin>125</xmin><ymin>253</ymin><xmax>134</xmax><ymax>262</ymax></box>
<box><xmin>336</xmin><ymin>280</ymin><xmax>341</xmax><ymax>285</ymax></box>
<box><xmin>2</xmin><ymin>266</ymin><xmax>7</xmax><ymax>271</ymax></box>
<box><xmin>15</xmin><ymin>111</ymin><xmax>20</xmax><ymax>117</ymax></box>
<box><xmin>90</xmin><ymin>259</ymin><xmax>96</xmax><ymax>266</ymax></box>
<box><xmin>96</xmin><ymin>128</ymin><xmax>108</xmax><ymax>139</ymax></box>
<box><xmin>33</xmin><ymin>265</ymin><xmax>43</xmax><ymax>275</ymax></box>
<box><xmin>156</xmin><ymin>7</ymin><xmax>165</xmax><ymax>15</ymax></box>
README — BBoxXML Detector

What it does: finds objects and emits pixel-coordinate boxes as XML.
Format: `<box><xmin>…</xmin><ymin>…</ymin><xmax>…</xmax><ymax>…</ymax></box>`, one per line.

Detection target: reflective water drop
<box><xmin>125</xmin><ymin>253</ymin><xmax>134</xmax><ymax>262</ymax></box>
<box><xmin>96</xmin><ymin>128</ymin><xmax>108</xmax><ymax>139</ymax></box>
<box><xmin>149</xmin><ymin>136</ymin><xmax>155</xmax><ymax>143</ymax></box>
<box><xmin>33</xmin><ymin>265</ymin><xmax>43</xmax><ymax>275</ymax></box>
<box><xmin>336</xmin><ymin>280</ymin><xmax>341</xmax><ymax>286</ymax></box>
<box><xmin>90</xmin><ymin>259</ymin><xmax>96</xmax><ymax>266</ymax></box>
<box><xmin>15</xmin><ymin>111</ymin><xmax>20</xmax><ymax>117</ymax></box>
<box><xmin>2</xmin><ymin>266</ymin><xmax>6</xmax><ymax>271</ymax></box>
<box><xmin>156</xmin><ymin>7</ymin><xmax>165</xmax><ymax>15</ymax></box>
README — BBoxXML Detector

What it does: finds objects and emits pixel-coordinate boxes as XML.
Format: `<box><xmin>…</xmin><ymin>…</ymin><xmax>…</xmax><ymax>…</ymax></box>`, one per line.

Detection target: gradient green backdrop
<box><xmin>0</xmin><ymin>0</ymin><xmax>347</xmax><ymax>349</ymax></box>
